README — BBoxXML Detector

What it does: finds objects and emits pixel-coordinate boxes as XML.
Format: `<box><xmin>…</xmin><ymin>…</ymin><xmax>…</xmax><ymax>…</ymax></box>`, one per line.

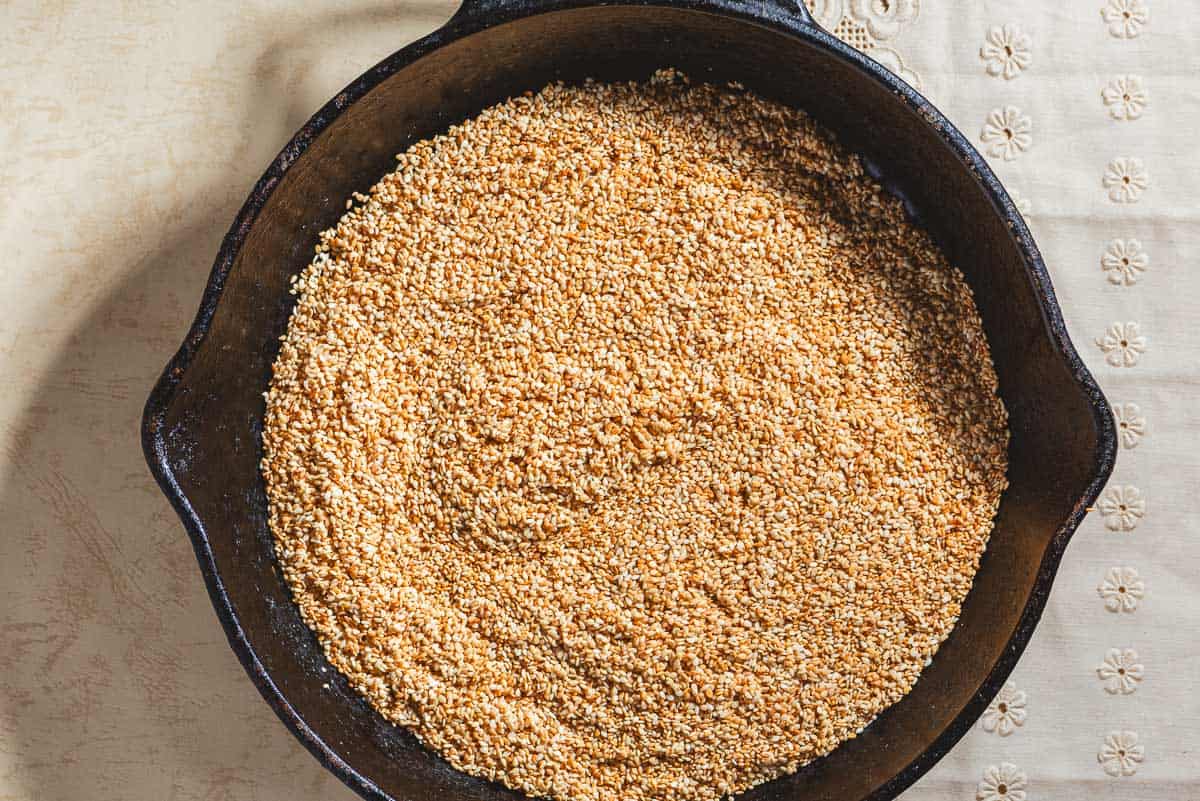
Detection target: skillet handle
<box><xmin>449</xmin><ymin>0</ymin><xmax>817</xmax><ymax>30</ymax></box>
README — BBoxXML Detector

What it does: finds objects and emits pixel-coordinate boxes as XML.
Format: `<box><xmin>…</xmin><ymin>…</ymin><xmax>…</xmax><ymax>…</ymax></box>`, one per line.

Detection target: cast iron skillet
<box><xmin>142</xmin><ymin>1</ymin><xmax>1116</xmax><ymax>799</ymax></box>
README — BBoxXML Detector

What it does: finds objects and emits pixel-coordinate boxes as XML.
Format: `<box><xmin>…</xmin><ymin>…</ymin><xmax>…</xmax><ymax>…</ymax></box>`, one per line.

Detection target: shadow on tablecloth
<box><xmin>0</xmin><ymin>3</ymin><xmax>451</xmax><ymax>799</ymax></box>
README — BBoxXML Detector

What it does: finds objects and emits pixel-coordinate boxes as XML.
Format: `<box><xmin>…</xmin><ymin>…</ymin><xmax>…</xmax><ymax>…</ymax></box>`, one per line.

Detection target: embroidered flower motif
<box><xmin>1102</xmin><ymin>75</ymin><xmax>1148</xmax><ymax>120</ymax></box>
<box><xmin>981</xmin><ymin>681</ymin><xmax>1027</xmax><ymax>736</ymax></box>
<box><xmin>871</xmin><ymin>47</ymin><xmax>922</xmax><ymax>89</ymax></box>
<box><xmin>832</xmin><ymin>16</ymin><xmax>875</xmax><ymax>51</ymax></box>
<box><xmin>1103</xmin><ymin>157</ymin><xmax>1149</xmax><ymax>202</ymax></box>
<box><xmin>1099</xmin><ymin>485</ymin><xmax>1145</xmax><ymax>532</ymax></box>
<box><xmin>1095</xmin><ymin>321</ymin><xmax>1145</xmax><ymax>367</ymax></box>
<box><xmin>980</xmin><ymin>24</ymin><xmax>1032</xmax><ymax>80</ymax></box>
<box><xmin>1102</xmin><ymin>0</ymin><xmax>1150</xmax><ymax>38</ymax></box>
<box><xmin>1098</xmin><ymin>730</ymin><xmax>1144</xmax><ymax>776</ymax></box>
<box><xmin>808</xmin><ymin>0</ymin><xmax>845</xmax><ymax>29</ymax></box>
<box><xmin>981</xmin><ymin>107</ymin><xmax>1032</xmax><ymax>161</ymax></box>
<box><xmin>1113</xmin><ymin>402</ymin><xmax>1146</xmax><ymax>448</ymax></box>
<box><xmin>1101</xmin><ymin>238</ymin><xmax>1148</xmax><ymax>285</ymax></box>
<box><xmin>848</xmin><ymin>0</ymin><xmax>919</xmax><ymax>41</ymax></box>
<box><xmin>1097</xmin><ymin>648</ymin><xmax>1144</xmax><ymax>694</ymax></box>
<box><xmin>976</xmin><ymin>763</ymin><xmax>1027</xmax><ymax>801</ymax></box>
<box><xmin>1098</xmin><ymin>567</ymin><xmax>1145</xmax><ymax>612</ymax></box>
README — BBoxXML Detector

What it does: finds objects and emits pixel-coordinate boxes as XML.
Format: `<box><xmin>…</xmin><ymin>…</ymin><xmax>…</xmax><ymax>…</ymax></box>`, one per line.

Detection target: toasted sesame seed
<box><xmin>262</xmin><ymin>69</ymin><xmax>1008</xmax><ymax>801</ymax></box>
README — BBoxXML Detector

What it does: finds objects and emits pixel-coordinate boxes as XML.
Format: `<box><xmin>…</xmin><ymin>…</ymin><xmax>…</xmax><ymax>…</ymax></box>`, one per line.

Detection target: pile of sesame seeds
<box><xmin>262</xmin><ymin>70</ymin><xmax>1009</xmax><ymax>801</ymax></box>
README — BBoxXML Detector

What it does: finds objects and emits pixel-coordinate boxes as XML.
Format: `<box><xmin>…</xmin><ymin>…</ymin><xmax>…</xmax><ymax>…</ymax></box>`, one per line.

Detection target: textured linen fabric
<box><xmin>0</xmin><ymin>2</ymin><xmax>1196</xmax><ymax>800</ymax></box>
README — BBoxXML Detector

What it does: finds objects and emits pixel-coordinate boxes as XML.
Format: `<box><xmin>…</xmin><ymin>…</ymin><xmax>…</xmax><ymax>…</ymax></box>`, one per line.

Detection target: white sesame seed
<box><xmin>262</xmin><ymin>69</ymin><xmax>1008</xmax><ymax>801</ymax></box>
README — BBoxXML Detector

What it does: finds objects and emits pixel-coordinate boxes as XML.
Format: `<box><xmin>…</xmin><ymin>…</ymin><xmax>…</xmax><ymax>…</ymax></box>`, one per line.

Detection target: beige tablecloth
<box><xmin>2</xmin><ymin>1</ymin><xmax>1197</xmax><ymax>799</ymax></box>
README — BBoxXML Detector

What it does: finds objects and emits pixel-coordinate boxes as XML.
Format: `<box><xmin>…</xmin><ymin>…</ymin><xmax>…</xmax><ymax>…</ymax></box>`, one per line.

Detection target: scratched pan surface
<box><xmin>142</xmin><ymin>1</ymin><xmax>1116</xmax><ymax>799</ymax></box>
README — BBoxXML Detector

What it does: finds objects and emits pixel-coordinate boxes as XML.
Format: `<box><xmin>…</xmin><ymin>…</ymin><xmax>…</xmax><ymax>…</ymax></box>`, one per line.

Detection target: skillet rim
<box><xmin>141</xmin><ymin>3</ymin><xmax>1118</xmax><ymax>799</ymax></box>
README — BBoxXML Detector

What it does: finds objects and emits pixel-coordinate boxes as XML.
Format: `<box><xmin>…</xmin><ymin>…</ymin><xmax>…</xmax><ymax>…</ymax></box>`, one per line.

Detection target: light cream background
<box><xmin>1</xmin><ymin>2</ymin><xmax>1197</xmax><ymax>800</ymax></box>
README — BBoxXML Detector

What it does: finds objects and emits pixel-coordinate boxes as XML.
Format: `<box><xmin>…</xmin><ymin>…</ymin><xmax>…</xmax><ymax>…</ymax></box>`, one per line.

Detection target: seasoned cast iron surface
<box><xmin>143</xmin><ymin>2</ymin><xmax>1115</xmax><ymax>800</ymax></box>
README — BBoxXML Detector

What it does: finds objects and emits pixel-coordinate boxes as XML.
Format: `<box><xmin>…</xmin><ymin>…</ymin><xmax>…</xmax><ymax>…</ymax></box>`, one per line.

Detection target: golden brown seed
<box><xmin>262</xmin><ymin>69</ymin><xmax>1008</xmax><ymax>801</ymax></box>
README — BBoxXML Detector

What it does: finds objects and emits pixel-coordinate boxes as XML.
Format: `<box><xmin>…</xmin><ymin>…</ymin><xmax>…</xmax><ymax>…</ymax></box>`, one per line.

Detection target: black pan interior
<box><xmin>154</xmin><ymin>6</ymin><xmax>1104</xmax><ymax>801</ymax></box>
